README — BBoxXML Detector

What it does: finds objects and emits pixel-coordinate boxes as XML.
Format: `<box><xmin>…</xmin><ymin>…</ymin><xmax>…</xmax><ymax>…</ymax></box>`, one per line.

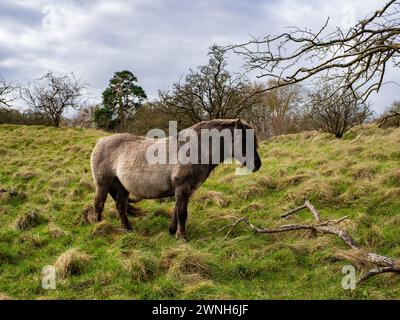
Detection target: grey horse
<box><xmin>90</xmin><ymin>119</ymin><xmax>261</xmax><ymax>239</ymax></box>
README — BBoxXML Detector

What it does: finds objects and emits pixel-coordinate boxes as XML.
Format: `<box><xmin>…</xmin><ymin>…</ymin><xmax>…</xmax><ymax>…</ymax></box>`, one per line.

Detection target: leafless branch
<box><xmin>159</xmin><ymin>46</ymin><xmax>260</xmax><ymax>125</ymax></box>
<box><xmin>221</xmin><ymin>200</ymin><xmax>400</xmax><ymax>285</ymax></box>
<box><xmin>226</xmin><ymin>0</ymin><xmax>400</xmax><ymax>101</ymax></box>
<box><xmin>0</xmin><ymin>75</ymin><xmax>18</xmax><ymax>108</ymax></box>
<box><xmin>378</xmin><ymin>100</ymin><xmax>400</xmax><ymax>127</ymax></box>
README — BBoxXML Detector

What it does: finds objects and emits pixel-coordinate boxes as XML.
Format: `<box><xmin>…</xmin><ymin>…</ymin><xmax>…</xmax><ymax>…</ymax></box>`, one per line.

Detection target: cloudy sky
<box><xmin>0</xmin><ymin>0</ymin><xmax>398</xmax><ymax>114</ymax></box>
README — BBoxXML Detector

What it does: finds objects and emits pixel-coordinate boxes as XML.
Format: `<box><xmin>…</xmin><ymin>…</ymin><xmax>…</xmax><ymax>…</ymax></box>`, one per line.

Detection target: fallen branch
<box><xmin>358</xmin><ymin>267</ymin><xmax>400</xmax><ymax>283</ymax></box>
<box><xmin>221</xmin><ymin>200</ymin><xmax>400</xmax><ymax>285</ymax></box>
<box><xmin>280</xmin><ymin>204</ymin><xmax>307</xmax><ymax>218</ymax></box>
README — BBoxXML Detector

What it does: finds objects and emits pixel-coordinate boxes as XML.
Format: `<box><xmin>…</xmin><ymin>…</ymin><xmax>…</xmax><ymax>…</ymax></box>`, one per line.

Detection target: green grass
<box><xmin>0</xmin><ymin>124</ymin><xmax>399</xmax><ymax>299</ymax></box>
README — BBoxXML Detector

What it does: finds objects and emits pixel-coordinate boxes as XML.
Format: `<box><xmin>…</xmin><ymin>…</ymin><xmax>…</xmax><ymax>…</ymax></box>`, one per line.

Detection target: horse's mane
<box><xmin>188</xmin><ymin>119</ymin><xmax>259</xmax><ymax>148</ymax></box>
<box><xmin>189</xmin><ymin>119</ymin><xmax>253</xmax><ymax>130</ymax></box>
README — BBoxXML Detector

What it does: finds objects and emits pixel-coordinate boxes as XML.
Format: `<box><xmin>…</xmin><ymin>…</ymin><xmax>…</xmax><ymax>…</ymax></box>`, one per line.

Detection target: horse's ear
<box><xmin>234</xmin><ymin>119</ymin><xmax>242</xmax><ymax>129</ymax></box>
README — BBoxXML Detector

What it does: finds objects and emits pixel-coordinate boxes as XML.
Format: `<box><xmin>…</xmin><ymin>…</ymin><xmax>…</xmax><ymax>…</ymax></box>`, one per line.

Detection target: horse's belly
<box><xmin>117</xmin><ymin>165</ymin><xmax>174</xmax><ymax>199</ymax></box>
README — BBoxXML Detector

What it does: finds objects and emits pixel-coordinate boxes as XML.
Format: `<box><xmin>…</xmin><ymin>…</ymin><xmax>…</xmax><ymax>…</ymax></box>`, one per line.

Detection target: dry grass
<box><xmin>0</xmin><ymin>189</ymin><xmax>27</xmax><ymax>204</ymax></box>
<box><xmin>49</xmin><ymin>177</ymin><xmax>73</xmax><ymax>188</ymax></box>
<box><xmin>183</xmin><ymin>279</ymin><xmax>215</xmax><ymax>296</ymax></box>
<box><xmin>122</xmin><ymin>250</ymin><xmax>158</xmax><ymax>282</ymax></box>
<box><xmin>268</xmin><ymin>147</ymin><xmax>294</xmax><ymax>158</ymax></box>
<box><xmin>20</xmin><ymin>234</ymin><xmax>45</xmax><ymax>247</ymax></box>
<box><xmin>0</xmin><ymin>293</ymin><xmax>13</xmax><ymax>300</ymax></box>
<box><xmin>380</xmin><ymin>187</ymin><xmax>400</xmax><ymax>202</ymax></box>
<box><xmin>385</xmin><ymin>215</ymin><xmax>400</xmax><ymax>227</ymax></box>
<box><xmin>339</xmin><ymin>180</ymin><xmax>378</xmax><ymax>204</ymax></box>
<box><xmin>77</xmin><ymin>206</ymin><xmax>96</xmax><ymax>225</ymax></box>
<box><xmin>284</xmin><ymin>178</ymin><xmax>342</xmax><ymax>205</ymax></box>
<box><xmin>53</xmin><ymin>249</ymin><xmax>91</xmax><ymax>279</ymax></box>
<box><xmin>349</xmin><ymin>163</ymin><xmax>378</xmax><ymax>180</ymax></box>
<box><xmin>255</xmin><ymin>175</ymin><xmax>277</xmax><ymax>189</ymax></box>
<box><xmin>282</xmin><ymin>173</ymin><xmax>314</xmax><ymax>187</ymax></box>
<box><xmin>14</xmin><ymin>169</ymin><xmax>37</xmax><ymax>180</ymax></box>
<box><xmin>334</xmin><ymin>249</ymin><xmax>369</xmax><ymax>268</ymax></box>
<box><xmin>13</xmin><ymin>210</ymin><xmax>43</xmax><ymax>231</ymax></box>
<box><xmin>381</xmin><ymin>169</ymin><xmax>400</xmax><ymax>187</ymax></box>
<box><xmin>47</xmin><ymin>223</ymin><xmax>68</xmax><ymax>238</ymax></box>
<box><xmin>239</xmin><ymin>183</ymin><xmax>266</xmax><ymax>200</ymax></box>
<box><xmin>78</xmin><ymin>178</ymin><xmax>94</xmax><ymax>192</ymax></box>
<box><xmin>194</xmin><ymin>191</ymin><xmax>229</xmax><ymax>208</ymax></box>
<box><xmin>159</xmin><ymin>245</ymin><xmax>215</xmax><ymax>279</ymax></box>
<box><xmin>285</xmin><ymin>237</ymin><xmax>333</xmax><ymax>255</ymax></box>
<box><xmin>359</xmin><ymin>226</ymin><xmax>387</xmax><ymax>249</ymax></box>
<box><xmin>92</xmin><ymin>221</ymin><xmax>119</xmax><ymax>237</ymax></box>
<box><xmin>242</xmin><ymin>202</ymin><xmax>265</xmax><ymax>212</ymax></box>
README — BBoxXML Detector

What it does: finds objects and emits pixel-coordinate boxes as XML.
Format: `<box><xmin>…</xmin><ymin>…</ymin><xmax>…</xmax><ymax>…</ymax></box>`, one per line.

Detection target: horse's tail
<box><xmin>127</xmin><ymin>201</ymin><xmax>144</xmax><ymax>217</ymax></box>
<box><xmin>128</xmin><ymin>197</ymin><xmax>141</xmax><ymax>204</ymax></box>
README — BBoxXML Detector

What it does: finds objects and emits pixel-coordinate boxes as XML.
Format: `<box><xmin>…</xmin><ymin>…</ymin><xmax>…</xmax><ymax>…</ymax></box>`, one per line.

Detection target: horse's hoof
<box><xmin>123</xmin><ymin>226</ymin><xmax>133</xmax><ymax>233</ymax></box>
<box><xmin>176</xmin><ymin>232</ymin><xmax>187</xmax><ymax>241</ymax></box>
<box><xmin>169</xmin><ymin>225</ymin><xmax>177</xmax><ymax>235</ymax></box>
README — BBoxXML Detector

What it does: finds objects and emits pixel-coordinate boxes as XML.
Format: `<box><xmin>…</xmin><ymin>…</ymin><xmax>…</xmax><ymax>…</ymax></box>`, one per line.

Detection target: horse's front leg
<box><xmin>173</xmin><ymin>187</ymin><xmax>189</xmax><ymax>240</ymax></box>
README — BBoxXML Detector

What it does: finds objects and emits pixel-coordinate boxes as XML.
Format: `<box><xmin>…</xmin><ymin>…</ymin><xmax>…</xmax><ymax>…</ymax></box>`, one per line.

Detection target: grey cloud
<box><xmin>0</xmin><ymin>0</ymin><xmax>397</xmax><ymax>113</ymax></box>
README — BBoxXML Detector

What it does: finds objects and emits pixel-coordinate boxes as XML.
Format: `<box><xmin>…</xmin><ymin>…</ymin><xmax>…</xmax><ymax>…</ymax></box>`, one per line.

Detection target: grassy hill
<box><xmin>0</xmin><ymin>124</ymin><xmax>399</xmax><ymax>299</ymax></box>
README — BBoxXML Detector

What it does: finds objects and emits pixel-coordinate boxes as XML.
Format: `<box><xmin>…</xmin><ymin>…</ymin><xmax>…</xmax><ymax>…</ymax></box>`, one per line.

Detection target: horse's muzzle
<box><xmin>243</xmin><ymin>158</ymin><xmax>261</xmax><ymax>172</ymax></box>
<box><xmin>253</xmin><ymin>158</ymin><xmax>261</xmax><ymax>172</ymax></box>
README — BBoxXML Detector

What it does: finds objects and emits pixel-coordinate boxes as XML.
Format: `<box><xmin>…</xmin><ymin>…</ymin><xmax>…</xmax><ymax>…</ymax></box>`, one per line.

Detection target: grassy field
<box><xmin>0</xmin><ymin>124</ymin><xmax>399</xmax><ymax>300</ymax></box>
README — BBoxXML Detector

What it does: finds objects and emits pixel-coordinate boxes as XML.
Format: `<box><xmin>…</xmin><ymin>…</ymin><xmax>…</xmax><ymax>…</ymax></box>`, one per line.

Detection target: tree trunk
<box><xmin>53</xmin><ymin>116</ymin><xmax>61</xmax><ymax>128</ymax></box>
<box><xmin>118</xmin><ymin>96</ymin><xmax>125</xmax><ymax>132</ymax></box>
<box><xmin>335</xmin><ymin>132</ymin><xmax>343</xmax><ymax>139</ymax></box>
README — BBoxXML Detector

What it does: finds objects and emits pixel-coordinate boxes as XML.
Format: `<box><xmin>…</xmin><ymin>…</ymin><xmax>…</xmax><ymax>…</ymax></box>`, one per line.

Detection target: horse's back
<box><xmin>91</xmin><ymin>133</ymin><xmax>146</xmax><ymax>182</ymax></box>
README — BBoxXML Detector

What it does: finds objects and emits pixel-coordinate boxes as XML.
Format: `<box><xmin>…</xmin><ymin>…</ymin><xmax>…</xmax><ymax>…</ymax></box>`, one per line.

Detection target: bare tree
<box><xmin>378</xmin><ymin>100</ymin><xmax>400</xmax><ymax>127</ymax></box>
<box><xmin>263</xmin><ymin>80</ymin><xmax>302</xmax><ymax>136</ymax></box>
<box><xmin>69</xmin><ymin>104</ymin><xmax>98</xmax><ymax>128</ymax></box>
<box><xmin>305</xmin><ymin>82</ymin><xmax>372</xmax><ymax>138</ymax></box>
<box><xmin>0</xmin><ymin>75</ymin><xmax>17</xmax><ymax>109</ymax></box>
<box><xmin>159</xmin><ymin>46</ymin><xmax>259</xmax><ymax>126</ymax></box>
<box><xmin>21</xmin><ymin>72</ymin><xmax>87</xmax><ymax>127</ymax></box>
<box><xmin>227</xmin><ymin>0</ymin><xmax>400</xmax><ymax>101</ymax></box>
<box><xmin>243</xmin><ymin>81</ymin><xmax>302</xmax><ymax>138</ymax></box>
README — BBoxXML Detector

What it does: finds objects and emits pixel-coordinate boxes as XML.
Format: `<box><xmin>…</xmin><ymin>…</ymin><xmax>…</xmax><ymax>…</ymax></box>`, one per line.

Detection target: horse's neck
<box><xmin>166</xmin><ymin>126</ymin><xmax>233</xmax><ymax>166</ymax></box>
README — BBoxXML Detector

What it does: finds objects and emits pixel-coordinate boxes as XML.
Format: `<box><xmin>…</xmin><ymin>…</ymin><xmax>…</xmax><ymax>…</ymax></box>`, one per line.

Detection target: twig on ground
<box><xmin>221</xmin><ymin>200</ymin><xmax>400</xmax><ymax>285</ymax></box>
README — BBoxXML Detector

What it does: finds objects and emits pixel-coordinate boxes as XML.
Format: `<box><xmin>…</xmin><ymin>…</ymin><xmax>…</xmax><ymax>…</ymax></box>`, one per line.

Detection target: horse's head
<box><xmin>190</xmin><ymin>119</ymin><xmax>261</xmax><ymax>171</ymax></box>
<box><xmin>232</xmin><ymin>119</ymin><xmax>261</xmax><ymax>172</ymax></box>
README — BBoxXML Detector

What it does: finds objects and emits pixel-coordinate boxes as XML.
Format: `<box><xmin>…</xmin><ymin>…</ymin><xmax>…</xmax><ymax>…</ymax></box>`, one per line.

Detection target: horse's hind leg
<box><xmin>112</xmin><ymin>179</ymin><xmax>133</xmax><ymax>231</ymax></box>
<box><xmin>110</xmin><ymin>184</ymin><xmax>142</xmax><ymax>217</ymax></box>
